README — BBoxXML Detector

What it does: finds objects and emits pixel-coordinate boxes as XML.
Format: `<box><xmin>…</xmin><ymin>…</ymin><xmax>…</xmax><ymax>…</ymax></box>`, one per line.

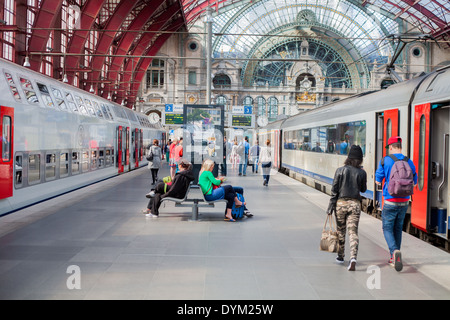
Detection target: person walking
<box><xmin>259</xmin><ymin>139</ymin><xmax>272</xmax><ymax>186</ymax></box>
<box><xmin>327</xmin><ymin>145</ymin><xmax>367</xmax><ymax>271</ymax></box>
<box><xmin>147</xmin><ymin>139</ymin><xmax>162</xmax><ymax>185</ymax></box>
<box><xmin>375</xmin><ymin>136</ymin><xmax>417</xmax><ymax>272</ymax></box>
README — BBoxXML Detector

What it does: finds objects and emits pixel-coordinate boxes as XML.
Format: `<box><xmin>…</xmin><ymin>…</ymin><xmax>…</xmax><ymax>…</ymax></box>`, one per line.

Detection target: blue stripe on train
<box><xmin>282</xmin><ymin>163</ymin><xmax>374</xmax><ymax>200</ymax></box>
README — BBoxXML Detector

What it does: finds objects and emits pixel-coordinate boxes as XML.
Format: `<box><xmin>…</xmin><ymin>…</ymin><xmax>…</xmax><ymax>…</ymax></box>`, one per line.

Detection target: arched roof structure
<box><xmin>4</xmin><ymin>0</ymin><xmax>449</xmax><ymax>107</ymax></box>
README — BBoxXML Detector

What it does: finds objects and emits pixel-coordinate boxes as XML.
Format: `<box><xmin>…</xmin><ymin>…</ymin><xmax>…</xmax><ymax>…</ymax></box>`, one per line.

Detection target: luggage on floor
<box><xmin>231</xmin><ymin>192</ymin><xmax>245</xmax><ymax>219</ymax></box>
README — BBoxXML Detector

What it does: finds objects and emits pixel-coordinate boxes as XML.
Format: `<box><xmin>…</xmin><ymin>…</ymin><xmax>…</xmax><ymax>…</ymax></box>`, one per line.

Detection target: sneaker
<box><xmin>145</xmin><ymin>191</ymin><xmax>155</xmax><ymax>198</ymax></box>
<box><xmin>348</xmin><ymin>258</ymin><xmax>356</xmax><ymax>271</ymax></box>
<box><xmin>145</xmin><ymin>213</ymin><xmax>158</xmax><ymax>218</ymax></box>
<box><xmin>335</xmin><ymin>256</ymin><xmax>344</xmax><ymax>264</ymax></box>
<box><xmin>393</xmin><ymin>250</ymin><xmax>403</xmax><ymax>272</ymax></box>
<box><xmin>389</xmin><ymin>256</ymin><xmax>394</xmax><ymax>267</ymax></box>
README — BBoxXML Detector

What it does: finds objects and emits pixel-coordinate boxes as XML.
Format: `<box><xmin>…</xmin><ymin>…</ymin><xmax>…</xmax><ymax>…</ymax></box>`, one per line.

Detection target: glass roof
<box><xmin>183</xmin><ymin>0</ymin><xmax>450</xmax><ymax>39</ymax></box>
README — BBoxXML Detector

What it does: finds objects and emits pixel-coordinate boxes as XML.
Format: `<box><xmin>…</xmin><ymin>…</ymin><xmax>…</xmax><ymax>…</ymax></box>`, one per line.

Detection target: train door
<box><xmin>412</xmin><ymin>102</ymin><xmax>449</xmax><ymax>238</ymax></box>
<box><xmin>125</xmin><ymin>127</ymin><xmax>130</xmax><ymax>171</ymax></box>
<box><xmin>117</xmin><ymin>126</ymin><xmax>124</xmax><ymax>173</ymax></box>
<box><xmin>134</xmin><ymin>128</ymin><xmax>139</xmax><ymax>168</ymax></box>
<box><xmin>375</xmin><ymin>109</ymin><xmax>399</xmax><ymax>208</ymax></box>
<box><xmin>0</xmin><ymin>106</ymin><xmax>13</xmax><ymax>199</ymax></box>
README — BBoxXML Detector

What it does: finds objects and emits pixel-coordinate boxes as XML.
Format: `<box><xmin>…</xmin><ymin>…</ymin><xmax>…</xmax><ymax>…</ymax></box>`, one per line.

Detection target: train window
<box><xmin>65</xmin><ymin>92</ymin><xmax>79</xmax><ymax>113</ymax></box>
<box><xmin>81</xmin><ymin>150</ymin><xmax>89</xmax><ymax>172</ymax></box>
<box><xmin>60</xmin><ymin>152</ymin><xmax>69</xmax><ymax>177</ymax></box>
<box><xmin>105</xmin><ymin>105</ymin><xmax>114</xmax><ymax>120</ymax></box>
<box><xmin>74</xmin><ymin>95</ymin><xmax>88</xmax><ymax>115</ymax></box>
<box><xmin>91</xmin><ymin>150</ymin><xmax>98</xmax><ymax>170</ymax></box>
<box><xmin>92</xmin><ymin>101</ymin><xmax>104</xmax><ymax>118</ymax></box>
<box><xmin>45</xmin><ymin>152</ymin><xmax>56</xmax><ymax>180</ymax></box>
<box><xmin>4</xmin><ymin>72</ymin><xmax>22</xmax><ymax>102</ymax></box>
<box><xmin>71</xmin><ymin>151</ymin><xmax>80</xmax><ymax>175</ymax></box>
<box><xmin>386</xmin><ymin>119</ymin><xmax>392</xmax><ymax>146</ymax></box>
<box><xmin>100</xmin><ymin>104</ymin><xmax>111</xmax><ymax>120</ymax></box>
<box><xmin>20</xmin><ymin>77</ymin><xmax>39</xmax><ymax>104</ymax></box>
<box><xmin>15</xmin><ymin>154</ymin><xmax>23</xmax><ymax>187</ymax></box>
<box><xmin>418</xmin><ymin>115</ymin><xmax>426</xmax><ymax>191</ymax></box>
<box><xmin>28</xmin><ymin>153</ymin><xmax>41</xmax><ymax>184</ymax></box>
<box><xmin>105</xmin><ymin>149</ymin><xmax>112</xmax><ymax>166</ymax></box>
<box><xmin>84</xmin><ymin>99</ymin><xmax>96</xmax><ymax>117</ymax></box>
<box><xmin>283</xmin><ymin>120</ymin><xmax>366</xmax><ymax>156</ymax></box>
<box><xmin>51</xmin><ymin>87</ymin><xmax>69</xmax><ymax>111</ymax></box>
<box><xmin>2</xmin><ymin>116</ymin><xmax>11</xmax><ymax>161</ymax></box>
<box><xmin>99</xmin><ymin>149</ymin><xmax>105</xmax><ymax>168</ymax></box>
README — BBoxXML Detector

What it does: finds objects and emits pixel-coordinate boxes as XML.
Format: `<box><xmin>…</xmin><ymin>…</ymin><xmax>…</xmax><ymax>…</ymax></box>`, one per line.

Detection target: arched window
<box><xmin>213</xmin><ymin>74</ymin><xmax>231</xmax><ymax>88</ymax></box>
<box><xmin>256</xmin><ymin>96</ymin><xmax>266</xmax><ymax>116</ymax></box>
<box><xmin>242</xmin><ymin>96</ymin><xmax>253</xmax><ymax>106</ymax></box>
<box><xmin>215</xmin><ymin>95</ymin><xmax>227</xmax><ymax>105</ymax></box>
<box><xmin>268</xmin><ymin>97</ymin><xmax>278</xmax><ymax>121</ymax></box>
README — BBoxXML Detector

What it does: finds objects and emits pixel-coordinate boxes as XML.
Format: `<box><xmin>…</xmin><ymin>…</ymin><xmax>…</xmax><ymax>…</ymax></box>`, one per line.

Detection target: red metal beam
<box><xmin>103</xmin><ymin>0</ymin><xmax>167</xmax><ymax>98</ymax></box>
<box><xmin>27</xmin><ymin>0</ymin><xmax>63</xmax><ymax>71</ymax></box>
<box><xmin>65</xmin><ymin>0</ymin><xmax>107</xmax><ymax>84</ymax></box>
<box><xmin>88</xmin><ymin>0</ymin><xmax>136</xmax><ymax>93</ymax></box>
<box><xmin>399</xmin><ymin>0</ymin><xmax>447</xmax><ymax>30</ymax></box>
<box><xmin>116</xmin><ymin>4</ymin><xmax>182</xmax><ymax>102</ymax></box>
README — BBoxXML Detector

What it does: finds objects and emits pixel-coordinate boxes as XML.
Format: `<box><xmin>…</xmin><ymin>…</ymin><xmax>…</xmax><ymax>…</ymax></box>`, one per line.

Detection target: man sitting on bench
<box><xmin>143</xmin><ymin>158</ymin><xmax>194</xmax><ymax>218</ymax></box>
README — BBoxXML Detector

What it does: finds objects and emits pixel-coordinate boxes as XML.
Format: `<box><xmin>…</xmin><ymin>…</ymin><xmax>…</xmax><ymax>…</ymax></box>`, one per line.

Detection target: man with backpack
<box><xmin>375</xmin><ymin>136</ymin><xmax>417</xmax><ymax>272</ymax></box>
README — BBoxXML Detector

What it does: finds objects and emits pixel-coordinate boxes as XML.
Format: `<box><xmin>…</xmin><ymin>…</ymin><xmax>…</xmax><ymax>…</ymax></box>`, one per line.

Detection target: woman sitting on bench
<box><xmin>143</xmin><ymin>158</ymin><xmax>194</xmax><ymax>218</ymax></box>
<box><xmin>198</xmin><ymin>159</ymin><xmax>245</xmax><ymax>222</ymax></box>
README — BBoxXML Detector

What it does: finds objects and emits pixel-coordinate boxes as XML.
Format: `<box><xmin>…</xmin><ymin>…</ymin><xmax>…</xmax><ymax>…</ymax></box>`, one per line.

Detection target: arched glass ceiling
<box><xmin>212</xmin><ymin>0</ymin><xmax>397</xmax><ymax>65</ymax></box>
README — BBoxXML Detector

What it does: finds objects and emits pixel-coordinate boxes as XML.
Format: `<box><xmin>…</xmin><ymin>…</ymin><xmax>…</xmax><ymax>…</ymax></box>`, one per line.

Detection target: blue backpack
<box><xmin>231</xmin><ymin>193</ymin><xmax>245</xmax><ymax>219</ymax></box>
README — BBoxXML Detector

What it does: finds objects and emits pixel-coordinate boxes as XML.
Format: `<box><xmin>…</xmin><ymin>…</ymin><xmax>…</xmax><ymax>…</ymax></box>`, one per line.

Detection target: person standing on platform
<box><xmin>220</xmin><ymin>136</ymin><xmax>230</xmax><ymax>176</ymax></box>
<box><xmin>169</xmin><ymin>138</ymin><xmax>178</xmax><ymax>179</ymax></box>
<box><xmin>147</xmin><ymin>139</ymin><xmax>162</xmax><ymax>185</ymax></box>
<box><xmin>327</xmin><ymin>145</ymin><xmax>367</xmax><ymax>271</ymax></box>
<box><xmin>249</xmin><ymin>140</ymin><xmax>260</xmax><ymax>174</ymax></box>
<box><xmin>375</xmin><ymin>136</ymin><xmax>417</xmax><ymax>272</ymax></box>
<box><xmin>174</xmin><ymin>137</ymin><xmax>183</xmax><ymax>174</ymax></box>
<box><xmin>238</xmin><ymin>136</ymin><xmax>250</xmax><ymax>176</ymax></box>
<box><xmin>165</xmin><ymin>139</ymin><xmax>171</xmax><ymax>162</ymax></box>
<box><xmin>259</xmin><ymin>139</ymin><xmax>272</xmax><ymax>186</ymax></box>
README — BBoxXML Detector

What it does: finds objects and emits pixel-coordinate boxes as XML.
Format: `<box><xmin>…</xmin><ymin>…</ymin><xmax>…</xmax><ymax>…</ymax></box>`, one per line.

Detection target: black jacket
<box><xmin>161</xmin><ymin>168</ymin><xmax>194</xmax><ymax>199</ymax></box>
<box><xmin>328</xmin><ymin>165</ymin><xmax>367</xmax><ymax>212</ymax></box>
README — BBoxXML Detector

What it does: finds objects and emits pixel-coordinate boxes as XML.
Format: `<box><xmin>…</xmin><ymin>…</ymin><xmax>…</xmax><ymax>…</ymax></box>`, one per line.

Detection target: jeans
<box><xmin>382</xmin><ymin>202</ymin><xmax>408</xmax><ymax>255</ymax></box>
<box><xmin>204</xmin><ymin>185</ymin><xmax>236</xmax><ymax>209</ymax></box>
<box><xmin>239</xmin><ymin>154</ymin><xmax>248</xmax><ymax>175</ymax></box>
<box><xmin>261</xmin><ymin>161</ymin><xmax>271</xmax><ymax>184</ymax></box>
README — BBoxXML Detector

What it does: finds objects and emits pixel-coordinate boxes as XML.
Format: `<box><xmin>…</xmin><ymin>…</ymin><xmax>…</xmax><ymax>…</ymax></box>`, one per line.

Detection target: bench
<box><xmin>160</xmin><ymin>184</ymin><xmax>227</xmax><ymax>221</ymax></box>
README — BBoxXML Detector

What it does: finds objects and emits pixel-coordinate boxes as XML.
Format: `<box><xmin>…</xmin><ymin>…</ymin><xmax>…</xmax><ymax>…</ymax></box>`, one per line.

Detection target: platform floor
<box><xmin>0</xmin><ymin>163</ymin><xmax>450</xmax><ymax>300</ymax></box>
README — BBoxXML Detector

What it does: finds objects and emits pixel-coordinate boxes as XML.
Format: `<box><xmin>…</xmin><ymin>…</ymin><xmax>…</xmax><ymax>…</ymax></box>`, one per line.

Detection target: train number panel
<box><xmin>0</xmin><ymin>106</ymin><xmax>13</xmax><ymax>199</ymax></box>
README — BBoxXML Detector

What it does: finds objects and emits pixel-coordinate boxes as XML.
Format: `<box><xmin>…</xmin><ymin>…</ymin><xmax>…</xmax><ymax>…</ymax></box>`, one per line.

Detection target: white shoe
<box><xmin>348</xmin><ymin>258</ymin><xmax>356</xmax><ymax>271</ymax></box>
<box><xmin>145</xmin><ymin>213</ymin><xmax>158</xmax><ymax>218</ymax></box>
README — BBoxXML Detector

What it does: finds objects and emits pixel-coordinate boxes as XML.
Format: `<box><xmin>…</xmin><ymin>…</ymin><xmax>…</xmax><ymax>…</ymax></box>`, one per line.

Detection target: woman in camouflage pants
<box><xmin>327</xmin><ymin>145</ymin><xmax>367</xmax><ymax>271</ymax></box>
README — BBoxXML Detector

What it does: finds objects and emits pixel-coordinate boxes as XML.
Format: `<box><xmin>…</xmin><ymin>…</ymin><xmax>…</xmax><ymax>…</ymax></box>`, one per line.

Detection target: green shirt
<box><xmin>198</xmin><ymin>170</ymin><xmax>221</xmax><ymax>195</ymax></box>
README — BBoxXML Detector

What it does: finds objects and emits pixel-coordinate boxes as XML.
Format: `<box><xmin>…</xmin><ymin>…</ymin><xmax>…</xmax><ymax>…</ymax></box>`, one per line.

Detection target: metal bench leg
<box><xmin>190</xmin><ymin>199</ymin><xmax>199</xmax><ymax>221</ymax></box>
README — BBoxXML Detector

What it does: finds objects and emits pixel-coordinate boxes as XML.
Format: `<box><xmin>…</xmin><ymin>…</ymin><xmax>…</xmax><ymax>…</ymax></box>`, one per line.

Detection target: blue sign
<box><xmin>244</xmin><ymin>105</ymin><xmax>252</xmax><ymax>114</ymax></box>
<box><xmin>165</xmin><ymin>104</ymin><xmax>173</xmax><ymax>112</ymax></box>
